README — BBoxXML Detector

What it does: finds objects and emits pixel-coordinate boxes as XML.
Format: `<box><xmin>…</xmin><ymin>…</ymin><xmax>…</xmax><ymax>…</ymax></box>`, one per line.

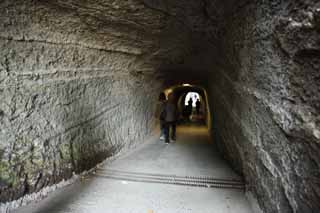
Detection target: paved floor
<box><xmin>13</xmin><ymin>124</ymin><xmax>254</xmax><ymax>213</ymax></box>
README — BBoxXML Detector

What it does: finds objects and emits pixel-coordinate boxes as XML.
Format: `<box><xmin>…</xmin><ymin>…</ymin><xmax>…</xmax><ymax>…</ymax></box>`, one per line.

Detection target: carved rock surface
<box><xmin>0</xmin><ymin>0</ymin><xmax>167</xmax><ymax>203</ymax></box>
<box><xmin>206</xmin><ymin>1</ymin><xmax>320</xmax><ymax>213</ymax></box>
<box><xmin>0</xmin><ymin>0</ymin><xmax>319</xmax><ymax>213</ymax></box>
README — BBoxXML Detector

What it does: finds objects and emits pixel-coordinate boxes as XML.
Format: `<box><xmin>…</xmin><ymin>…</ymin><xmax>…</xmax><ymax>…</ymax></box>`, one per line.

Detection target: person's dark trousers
<box><xmin>160</xmin><ymin>120</ymin><xmax>165</xmax><ymax>137</ymax></box>
<box><xmin>164</xmin><ymin>121</ymin><xmax>176</xmax><ymax>143</ymax></box>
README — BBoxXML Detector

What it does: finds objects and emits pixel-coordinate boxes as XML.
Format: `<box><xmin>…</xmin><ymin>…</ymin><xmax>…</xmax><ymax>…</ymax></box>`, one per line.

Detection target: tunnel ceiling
<box><xmin>1</xmin><ymin>0</ymin><xmax>236</xmax><ymax>83</ymax></box>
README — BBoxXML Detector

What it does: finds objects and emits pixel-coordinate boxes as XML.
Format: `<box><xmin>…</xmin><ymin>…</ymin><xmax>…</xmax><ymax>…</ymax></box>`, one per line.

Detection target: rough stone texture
<box><xmin>0</xmin><ymin>0</ymin><xmax>320</xmax><ymax>213</ymax></box>
<box><xmin>0</xmin><ymin>0</ymin><xmax>168</xmax><ymax>203</ymax></box>
<box><xmin>148</xmin><ymin>0</ymin><xmax>320</xmax><ymax>212</ymax></box>
<box><xmin>206</xmin><ymin>1</ymin><xmax>320</xmax><ymax>212</ymax></box>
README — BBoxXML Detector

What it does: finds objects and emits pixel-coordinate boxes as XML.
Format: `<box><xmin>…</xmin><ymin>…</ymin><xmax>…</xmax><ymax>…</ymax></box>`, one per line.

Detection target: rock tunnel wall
<box><xmin>207</xmin><ymin>1</ymin><xmax>320</xmax><ymax>212</ymax></box>
<box><xmin>0</xmin><ymin>0</ymin><xmax>162</xmax><ymax>203</ymax></box>
<box><xmin>0</xmin><ymin>0</ymin><xmax>320</xmax><ymax>212</ymax></box>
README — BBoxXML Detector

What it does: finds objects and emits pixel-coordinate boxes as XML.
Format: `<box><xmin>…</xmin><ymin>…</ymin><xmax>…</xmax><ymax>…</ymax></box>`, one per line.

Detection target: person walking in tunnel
<box><xmin>187</xmin><ymin>97</ymin><xmax>193</xmax><ymax>119</ymax></box>
<box><xmin>188</xmin><ymin>97</ymin><xmax>193</xmax><ymax>109</ymax></box>
<box><xmin>155</xmin><ymin>92</ymin><xmax>167</xmax><ymax>140</ymax></box>
<box><xmin>196</xmin><ymin>98</ymin><xmax>201</xmax><ymax>115</ymax></box>
<box><xmin>163</xmin><ymin>93</ymin><xmax>179</xmax><ymax>144</ymax></box>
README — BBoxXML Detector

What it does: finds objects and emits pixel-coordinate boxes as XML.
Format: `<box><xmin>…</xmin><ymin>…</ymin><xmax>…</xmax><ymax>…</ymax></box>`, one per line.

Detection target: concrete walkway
<box><xmin>13</xmin><ymin>125</ymin><xmax>254</xmax><ymax>213</ymax></box>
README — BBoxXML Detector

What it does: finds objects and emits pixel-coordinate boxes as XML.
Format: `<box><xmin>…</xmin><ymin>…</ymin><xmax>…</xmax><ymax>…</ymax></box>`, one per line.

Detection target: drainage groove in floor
<box><xmin>94</xmin><ymin>169</ymin><xmax>245</xmax><ymax>190</ymax></box>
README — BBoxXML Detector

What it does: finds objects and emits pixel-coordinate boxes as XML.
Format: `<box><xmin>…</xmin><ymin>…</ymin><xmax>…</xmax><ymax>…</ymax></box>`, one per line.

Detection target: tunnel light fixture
<box><xmin>182</xmin><ymin>83</ymin><xmax>192</xmax><ymax>87</ymax></box>
<box><xmin>164</xmin><ymin>88</ymin><xmax>173</xmax><ymax>97</ymax></box>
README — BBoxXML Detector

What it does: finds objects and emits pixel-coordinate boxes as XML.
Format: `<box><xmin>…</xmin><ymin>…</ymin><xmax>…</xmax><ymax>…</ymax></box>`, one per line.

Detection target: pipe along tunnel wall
<box><xmin>0</xmin><ymin>0</ymin><xmax>320</xmax><ymax>212</ymax></box>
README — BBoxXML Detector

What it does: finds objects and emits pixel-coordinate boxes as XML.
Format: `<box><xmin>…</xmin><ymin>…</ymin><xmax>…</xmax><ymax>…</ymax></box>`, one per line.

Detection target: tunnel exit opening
<box><xmin>162</xmin><ymin>84</ymin><xmax>211</xmax><ymax>129</ymax></box>
<box><xmin>184</xmin><ymin>92</ymin><xmax>200</xmax><ymax>107</ymax></box>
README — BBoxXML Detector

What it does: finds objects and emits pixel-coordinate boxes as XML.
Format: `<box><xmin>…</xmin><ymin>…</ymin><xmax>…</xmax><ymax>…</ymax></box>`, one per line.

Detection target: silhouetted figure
<box><xmin>196</xmin><ymin>99</ymin><xmax>201</xmax><ymax>114</ymax></box>
<box><xmin>188</xmin><ymin>98</ymin><xmax>193</xmax><ymax>108</ymax></box>
<box><xmin>163</xmin><ymin>94</ymin><xmax>178</xmax><ymax>143</ymax></box>
<box><xmin>186</xmin><ymin>97</ymin><xmax>193</xmax><ymax>118</ymax></box>
<box><xmin>155</xmin><ymin>92</ymin><xmax>167</xmax><ymax>140</ymax></box>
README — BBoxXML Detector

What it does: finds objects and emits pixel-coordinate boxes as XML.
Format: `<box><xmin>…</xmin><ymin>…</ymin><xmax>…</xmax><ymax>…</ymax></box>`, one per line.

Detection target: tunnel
<box><xmin>0</xmin><ymin>0</ymin><xmax>320</xmax><ymax>212</ymax></box>
<box><xmin>163</xmin><ymin>85</ymin><xmax>209</xmax><ymax>124</ymax></box>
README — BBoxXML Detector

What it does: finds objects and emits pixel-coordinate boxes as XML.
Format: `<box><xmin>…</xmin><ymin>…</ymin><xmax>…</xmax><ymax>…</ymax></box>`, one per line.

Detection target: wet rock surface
<box><xmin>0</xmin><ymin>0</ymin><xmax>319</xmax><ymax>212</ymax></box>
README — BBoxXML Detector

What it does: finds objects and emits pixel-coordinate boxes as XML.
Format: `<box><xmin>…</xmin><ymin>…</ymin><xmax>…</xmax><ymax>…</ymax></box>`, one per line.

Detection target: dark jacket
<box><xmin>163</xmin><ymin>102</ymin><xmax>178</xmax><ymax>122</ymax></box>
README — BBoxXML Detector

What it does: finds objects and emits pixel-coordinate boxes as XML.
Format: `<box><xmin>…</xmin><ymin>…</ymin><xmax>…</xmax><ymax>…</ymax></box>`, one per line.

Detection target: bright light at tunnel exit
<box><xmin>185</xmin><ymin>92</ymin><xmax>200</xmax><ymax>107</ymax></box>
<box><xmin>182</xmin><ymin>83</ymin><xmax>192</xmax><ymax>87</ymax></box>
